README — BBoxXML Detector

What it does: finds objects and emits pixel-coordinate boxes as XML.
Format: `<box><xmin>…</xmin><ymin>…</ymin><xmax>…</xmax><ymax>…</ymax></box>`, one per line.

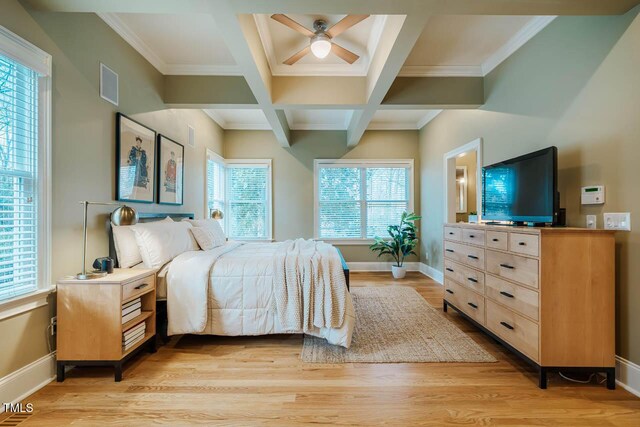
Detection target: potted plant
<box><xmin>369</xmin><ymin>212</ymin><xmax>421</xmax><ymax>279</ymax></box>
<box><xmin>468</xmin><ymin>211</ymin><xmax>478</xmax><ymax>223</ymax></box>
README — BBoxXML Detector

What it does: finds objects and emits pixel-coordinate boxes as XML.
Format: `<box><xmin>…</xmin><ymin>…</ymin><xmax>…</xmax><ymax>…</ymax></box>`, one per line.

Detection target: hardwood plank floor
<box><xmin>6</xmin><ymin>272</ymin><xmax>640</xmax><ymax>426</ymax></box>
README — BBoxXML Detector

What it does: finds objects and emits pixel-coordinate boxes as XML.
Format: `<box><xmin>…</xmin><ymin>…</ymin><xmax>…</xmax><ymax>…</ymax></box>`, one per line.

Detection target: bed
<box><xmin>108</xmin><ymin>213</ymin><xmax>354</xmax><ymax>347</ymax></box>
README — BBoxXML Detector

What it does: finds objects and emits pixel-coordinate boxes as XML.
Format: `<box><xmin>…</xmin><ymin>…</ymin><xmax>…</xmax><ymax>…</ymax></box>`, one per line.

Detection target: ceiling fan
<box><xmin>270</xmin><ymin>14</ymin><xmax>370</xmax><ymax>65</ymax></box>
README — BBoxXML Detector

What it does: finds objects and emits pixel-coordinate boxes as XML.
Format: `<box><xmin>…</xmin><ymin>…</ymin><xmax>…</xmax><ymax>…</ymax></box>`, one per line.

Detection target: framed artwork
<box><xmin>157</xmin><ymin>134</ymin><xmax>184</xmax><ymax>205</ymax></box>
<box><xmin>116</xmin><ymin>113</ymin><xmax>156</xmax><ymax>203</ymax></box>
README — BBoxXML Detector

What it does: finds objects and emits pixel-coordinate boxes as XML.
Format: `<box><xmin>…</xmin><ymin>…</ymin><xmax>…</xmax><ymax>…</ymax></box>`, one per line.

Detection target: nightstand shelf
<box><xmin>56</xmin><ymin>268</ymin><xmax>157</xmax><ymax>382</ymax></box>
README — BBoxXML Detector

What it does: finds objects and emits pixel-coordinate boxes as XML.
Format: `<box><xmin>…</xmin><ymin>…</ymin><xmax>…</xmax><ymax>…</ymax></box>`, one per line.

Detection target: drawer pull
<box><xmin>499</xmin><ymin>263</ymin><xmax>515</xmax><ymax>270</ymax></box>
<box><xmin>467</xmin><ymin>255</ymin><xmax>479</xmax><ymax>260</ymax></box>
<box><xmin>492</xmin><ymin>238</ymin><xmax>499</xmax><ymax>242</ymax></box>
<box><xmin>500</xmin><ymin>321</ymin><xmax>515</xmax><ymax>330</ymax></box>
<box><xmin>518</xmin><ymin>242</ymin><xmax>527</xmax><ymax>246</ymax></box>
<box><xmin>446</xmin><ymin>289</ymin><xmax>454</xmax><ymax>294</ymax></box>
<box><xmin>446</xmin><ymin>249</ymin><xmax>454</xmax><ymax>253</ymax></box>
<box><xmin>134</xmin><ymin>283</ymin><xmax>149</xmax><ymax>290</ymax></box>
<box><xmin>445</xmin><ymin>268</ymin><xmax>454</xmax><ymax>272</ymax></box>
<box><xmin>448</xmin><ymin>232</ymin><xmax>454</xmax><ymax>235</ymax></box>
<box><xmin>467</xmin><ymin>277</ymin><xmax>478</xmax><ymax>283</ymax></box>
<box><xmin>500</xmin><ymin>291</ymin><xmax>515</xmax><ymax>298</ymax></box>
<box><xmin>467</xmin><ymin>302</ymin><xmax>478</xmax><ymax>309</ymax></box>
<box><xmin>469</xmin><ymin>234</ymin><xmax>475</xmax><ymax>238</ymax></box>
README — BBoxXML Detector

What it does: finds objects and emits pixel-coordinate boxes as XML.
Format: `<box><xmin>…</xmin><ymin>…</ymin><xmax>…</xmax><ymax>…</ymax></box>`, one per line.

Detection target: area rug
<box><xmin>301</xmin><ymin>286</ymin><xmax>496</xmax><ymax>363</ymax></box>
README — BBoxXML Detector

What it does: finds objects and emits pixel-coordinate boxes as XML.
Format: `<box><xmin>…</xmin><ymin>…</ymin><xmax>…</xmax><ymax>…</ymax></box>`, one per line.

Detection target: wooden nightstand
<box><xmin>56</xmin><ymin>268</ymin><xmax>157</xmax><ymax>382</ymax></box>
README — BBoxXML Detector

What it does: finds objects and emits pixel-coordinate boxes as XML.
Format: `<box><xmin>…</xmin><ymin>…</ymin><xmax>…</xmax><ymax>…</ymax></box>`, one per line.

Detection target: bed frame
<box><xmin>107</xmin><ymin>212</ymin><xmax>350</xmax><ymax>341</ymax></box>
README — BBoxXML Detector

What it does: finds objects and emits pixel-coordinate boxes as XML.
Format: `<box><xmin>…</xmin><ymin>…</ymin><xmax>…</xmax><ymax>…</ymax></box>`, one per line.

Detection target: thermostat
<box><xmin>581</xmin><ymin>186</ymin><xmax>605</xmax><ymax>205</ymax></box>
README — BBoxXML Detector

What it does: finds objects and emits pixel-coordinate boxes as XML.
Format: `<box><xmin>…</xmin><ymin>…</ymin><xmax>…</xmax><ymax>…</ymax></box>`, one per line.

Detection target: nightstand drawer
<box><xmin>123</xmin><ymin>275</ymin><xmax>155</xmax><ymax>302</ymax></box>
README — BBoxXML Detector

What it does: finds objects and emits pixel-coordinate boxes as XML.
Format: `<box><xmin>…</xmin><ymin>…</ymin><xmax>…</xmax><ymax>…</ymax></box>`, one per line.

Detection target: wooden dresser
<box><xmin>442</xmin><ymin>223</ymin><xmax>616</xmax><ymax>389</ymax></box>
<box><xmin>56</xmin><ymin>269</ymin><xmax>157</xmax><ymax>382</ymax></box>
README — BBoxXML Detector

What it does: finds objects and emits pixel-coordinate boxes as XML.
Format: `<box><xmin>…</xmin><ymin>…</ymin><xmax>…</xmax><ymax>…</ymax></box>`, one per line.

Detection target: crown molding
<box><xmin>367</xmin><ymin>122</ymin><xmax>418</xmax><ymax>130</ymax></box>
<box><xmin>203</xmin><ymin>109</ymin><xmax>227</xmax><ymax>128</ymax></box>
<box><xmin>164</xmin><ymin>64</ymin><xmax>241</xmax><ymax>75</ymax></box>
<box><xmin>397</xmin><ymin>65</ymin><xmax>483</xmax><ymax>77</ymax></box>
<box><xmin>481</xmin><ymin>16</ymin><xmax>556</xmax><ymax>75</ymax></box>
<box><xmin>98</xmin><ymin>12</ymin><xmax>167</xmax><ymax>74</ymax></box>
<box><xmin>203</xmin><ymin>109</ymin><xmax>271</xmax><ymax>130</ymax></box>
<box><xmin>290</xmin><ymin>123</ymin><xmax>347</xmax><ymax>130</ymax></box>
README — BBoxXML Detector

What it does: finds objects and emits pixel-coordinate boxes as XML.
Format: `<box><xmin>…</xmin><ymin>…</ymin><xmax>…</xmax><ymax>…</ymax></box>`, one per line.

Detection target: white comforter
<box><xmin>166</xmin><ymin>241</ymin><xmax>355</xmax><ymax>347</ymax></box>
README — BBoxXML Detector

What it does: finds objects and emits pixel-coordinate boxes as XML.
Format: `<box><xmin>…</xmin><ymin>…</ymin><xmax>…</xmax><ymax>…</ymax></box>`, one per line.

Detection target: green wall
<box><xmin>419</xmin><ymin>10</ymin><xmax>640</xmax><ymax>363</ymax></box>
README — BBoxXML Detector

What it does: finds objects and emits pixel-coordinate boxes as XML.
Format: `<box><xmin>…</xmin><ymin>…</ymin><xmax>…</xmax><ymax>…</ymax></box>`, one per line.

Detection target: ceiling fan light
<box><xmin>310</xmin><ymin>34</ymin><xmax>332</xmax><ymax>59</ymax></box>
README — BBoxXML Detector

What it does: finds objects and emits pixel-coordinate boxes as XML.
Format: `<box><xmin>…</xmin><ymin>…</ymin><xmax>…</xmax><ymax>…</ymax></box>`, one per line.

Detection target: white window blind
<box><xmin>206</xmin><ymin>150</ymin><xmax>225</xmax><ymax>231</ymax></box>
<box><xmin>0</xmin><ymin>53</ymin><xmax>39</xmax><ymax>301</ymax></box>
<box><xmin>226</xmin><ymin>162</ymin><xmax>271</xmax><ymax>240</ymax></box>
<box><xmin>315</xmin><ymin>160</ymin><xmax>413</xmax><ymax>240</ymax></box>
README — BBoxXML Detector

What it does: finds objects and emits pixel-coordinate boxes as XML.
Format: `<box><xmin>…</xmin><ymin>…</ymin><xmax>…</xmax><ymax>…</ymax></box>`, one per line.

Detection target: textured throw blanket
<box><xmin>166</xmin><ymin>242</ymin><xmax>243</xmax><ymax>335</ymax></box>
<box><xmin>273</xmin><ymin>239</ymin><xmax>348</xmax><ymax>333</ymax></box>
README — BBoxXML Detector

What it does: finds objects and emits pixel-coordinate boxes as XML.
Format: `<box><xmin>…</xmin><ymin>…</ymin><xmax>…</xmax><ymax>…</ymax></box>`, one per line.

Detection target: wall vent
<box><xmin>100</xmin><ymin>63</ymin><xmax>118</xmax><ymax>106</ymax></box>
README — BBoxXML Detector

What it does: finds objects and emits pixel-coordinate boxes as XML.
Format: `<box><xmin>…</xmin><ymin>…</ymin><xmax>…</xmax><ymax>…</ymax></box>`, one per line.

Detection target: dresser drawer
<box><xmin>444</xmin><ymin>260</ymin><xmax>484</xmax><ymax>294</ymax></box>
<box><xmin>486</xmin><ymin>231</ymin><xmax>508</xmax><ymax>251</ymax></box>
<box><xmin>462</xmin><ymin>229</ymin><xmax>485</xmax><ymax>247</ymax></box>
<box><xmin>444</xmin><ymin>226</ymin><xmax>462</xmax><ymax>242</ymax></box>
<box><xmin>486</xmin><ymin>250</ymin><xmax>539</xmax><ymax>289</ymax></box>
<box><xmin>122</xmin><ymin>275</ymin><xmax>155</xmax><ymax>302</ymax></box>
<box><xmin>445</xmin><ymin>279</ymin><xmax>485</xmax><ymax>326</ymax></box>
<box><xmin>486</xmin><ymin>300</ymin><xmax>539</xmax><ymax>362</ymax></box>
<box><xmin>444</xmin><ymin>241</ymin><xmax>485</xmax><ymax>270</ymax></box>
<box><xmin>485</xmin><ymin>274</ymin><xmax>539</xmax><ymax>321</ymax></box>
<box><xmin>509</xmin><ymin>233</ymin><xmax>540</xmax><ymax>257</ymax></box>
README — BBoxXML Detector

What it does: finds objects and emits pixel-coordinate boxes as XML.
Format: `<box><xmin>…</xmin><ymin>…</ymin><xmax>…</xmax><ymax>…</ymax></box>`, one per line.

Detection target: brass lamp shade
<box><xmin>111</xmin><ymin>205</ymin><xmax>139</xmax><ymax>226</ymax></box>
<box><xmin>210</xmin><ymin>209</ymin><xmax>224</xmax><ymax>220</ymax></box>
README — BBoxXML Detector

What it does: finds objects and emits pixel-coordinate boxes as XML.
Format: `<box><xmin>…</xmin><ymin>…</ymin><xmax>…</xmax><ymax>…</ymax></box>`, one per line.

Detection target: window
<box><xmin>0</xmin><ymin>27</ymin><xmax>51</xmax><ymax>307</ymax></box>
<box><xmin>314</xmin><ymin>160</ymin><xmax>413</xmax><ymax>241</ymax></box>
<box><xmin>205</xmin><ymin>151</ymin><xmax>272</xmax><ymax>240</ymax></box>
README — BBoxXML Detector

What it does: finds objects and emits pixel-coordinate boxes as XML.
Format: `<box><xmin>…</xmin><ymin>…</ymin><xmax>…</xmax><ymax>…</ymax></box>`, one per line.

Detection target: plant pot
<box><xmin>468</xmin><ymin>215</ymin><xmax>478</xmax><ymax>223</ymax></box>
<box><xmin>392</xmin><ymin>265</ymin><xmax>407</xmax><ymax>279</ymax></box>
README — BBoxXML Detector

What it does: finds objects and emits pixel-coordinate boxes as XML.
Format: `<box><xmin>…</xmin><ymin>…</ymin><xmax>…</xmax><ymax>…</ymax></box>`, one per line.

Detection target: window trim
<box><xmin>0</xmin><ymin>24</ymin><xmax>53</xmax><ymax>317</ymax></box>
<box><xmin>313</xmin><ymin>159</ymin><xmax>414</xmax><ymax>244</ymax></box>
<box><xmin>205</xmin><ymin>149</ymin><xmax>225</xmax><ymax>219</ymax></box>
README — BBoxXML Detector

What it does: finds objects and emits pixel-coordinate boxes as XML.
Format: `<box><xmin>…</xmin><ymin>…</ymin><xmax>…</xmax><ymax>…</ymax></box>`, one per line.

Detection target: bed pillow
<box><xmin>190</xmin><ymin>226</ymin><xmax>226</xmax><ymax>250</ymax></box>
<box><xmin>133</xmin><ymin>221</ymin><xmax>198</xmax><ymax>268</ymax></box>
<box><xmin>111</xmin><ymin>216</ymin><xmax>173</xmax><ymax>268</ymax></box>
<box><xmin>183</xmin><ymin>219</ymin><xmax>226</xmax><ymax>245</ymax></box>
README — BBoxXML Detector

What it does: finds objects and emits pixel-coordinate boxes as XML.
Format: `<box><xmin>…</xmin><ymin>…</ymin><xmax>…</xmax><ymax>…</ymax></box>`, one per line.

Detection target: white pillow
<box><xmin>183</xmin><ymin>219</ymin><xmax>226</xmax><ymax>245</ymax></box>
<box><xmin>112</xmin><ymin>216</ymin><xmax>173</xmax><ymax>268</ymax></box>
<box><xmin>190</xmin><ymin>226</ymin><xmax>226</xmax><ymax>250</ymax></box>
<box><xmin>132</xmin><ymin>221</ymin><xmax>198</xmax><ymax>268</ymax></box>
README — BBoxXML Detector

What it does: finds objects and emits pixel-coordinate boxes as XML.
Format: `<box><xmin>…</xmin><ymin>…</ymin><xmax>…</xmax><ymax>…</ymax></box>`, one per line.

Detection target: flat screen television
<box><xmin>482</xmin><ymin>146</ymin><xmax>558</xmax><ymax>225</ymax></box>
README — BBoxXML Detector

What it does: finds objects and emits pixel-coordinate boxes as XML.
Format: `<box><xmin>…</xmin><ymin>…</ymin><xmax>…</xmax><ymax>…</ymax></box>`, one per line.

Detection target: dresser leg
<box><xmin>606</xmin><ymin>368</ymin><xmax>616</xmax><ymax>390</ymax></box>
<box><xmin>56</xmin><ymin>362</ymin><xmax>65</xmax><ymax>382</ymax></box>
<box><xmin>538</xmin><ymin>367</ymin><xmax>547</xmax><ymax>389</ymax></box>
<box><xmin>443</xmin><ymin>301</ymin><xmax>448</xmax><ymax>312</ymax></box>
<box><xmin>114</xmin><ymin>363</ymin><xmax>122</xmax><ymax>382</ymax></box>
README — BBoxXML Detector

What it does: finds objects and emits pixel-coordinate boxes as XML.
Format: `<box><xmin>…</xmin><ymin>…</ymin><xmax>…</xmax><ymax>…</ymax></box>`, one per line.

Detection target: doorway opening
<box><xmin>444</xmin><ymin>138</ymin><xmax>483</xmax><ymax>224</ymax></box>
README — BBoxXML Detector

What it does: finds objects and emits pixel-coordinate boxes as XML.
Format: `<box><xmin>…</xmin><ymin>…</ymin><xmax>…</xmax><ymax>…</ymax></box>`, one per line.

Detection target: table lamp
<box><xmin>76</xmin><ymin>202</ymin><xmax>138</xmax><ymax>279</ymax></box>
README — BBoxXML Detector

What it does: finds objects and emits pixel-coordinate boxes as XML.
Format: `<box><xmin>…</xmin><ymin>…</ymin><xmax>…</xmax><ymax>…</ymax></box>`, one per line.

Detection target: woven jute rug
<box><xmin>302</xmin><ymin>286</ymin><xmax>497</xmax><ymax>363</ymax></box>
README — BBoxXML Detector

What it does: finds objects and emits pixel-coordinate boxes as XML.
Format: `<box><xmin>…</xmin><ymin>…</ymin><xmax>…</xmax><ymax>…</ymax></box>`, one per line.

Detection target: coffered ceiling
<box><xmin>24</xmin><ymin>0</ymin><xmax>640</xmax><ymax>147</ymax></box>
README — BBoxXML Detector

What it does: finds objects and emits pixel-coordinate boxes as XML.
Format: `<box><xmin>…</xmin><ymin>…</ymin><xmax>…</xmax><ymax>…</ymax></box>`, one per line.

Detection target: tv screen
<box><xmin>482</xmin><ymin>147</ymin><xmax>558</xmax><ymax>224</ymax></box>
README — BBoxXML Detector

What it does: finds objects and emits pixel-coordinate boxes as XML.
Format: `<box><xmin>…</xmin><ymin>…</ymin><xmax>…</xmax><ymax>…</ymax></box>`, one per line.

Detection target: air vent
<box><xmin>0</xmin><ymin>413</ymin><xmax>33</xmax><ymax>426</ymax></box>
<box><xmin>100</xmin><ymin>63</ymin><xmax>118</xmax><ymax>106</ymax></box>
<box><xmin>188</xmin><ymin>125</ymin><xmax>195</xmax><ymax>148</ymax></box>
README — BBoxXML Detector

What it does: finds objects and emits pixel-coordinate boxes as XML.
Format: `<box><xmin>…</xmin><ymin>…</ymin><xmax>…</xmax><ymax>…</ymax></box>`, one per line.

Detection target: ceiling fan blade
<box><xmin>271</xmin><ymin>14</ymin><xmax>314</xmax><ymax>37</ymax></box>
<box><xmin>283</xmin><ymin>45</ymin><xmax>311</xmax><ymax>65</ymax></box>
<box><xmin>331</xmin><ymin>44</ymin><xmax>359</xmax><ymax>64</ymax></box>
<box><xmin>326</xmin><ymin>15</ymin><xmax>370</xmax><ymax>38</ymax></box>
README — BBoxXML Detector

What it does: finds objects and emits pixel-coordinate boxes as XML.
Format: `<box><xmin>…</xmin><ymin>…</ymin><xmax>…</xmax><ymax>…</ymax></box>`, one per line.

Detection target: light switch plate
<box><xmin>604</xmin><ymin>213</ymin><xmax>631</xmax><ymax>231</ymax></box>
<box><xmin>586</xmin><ymin>215</ymin><xmax>597</xmax><ymax>229</ymax></box>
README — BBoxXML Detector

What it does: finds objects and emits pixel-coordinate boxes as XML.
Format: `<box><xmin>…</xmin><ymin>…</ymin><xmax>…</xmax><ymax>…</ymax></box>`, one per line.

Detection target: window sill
<box><xmin>0</xmin><ymin>287</ymin><xmax>55</xmax><ymax>321</ymax></box>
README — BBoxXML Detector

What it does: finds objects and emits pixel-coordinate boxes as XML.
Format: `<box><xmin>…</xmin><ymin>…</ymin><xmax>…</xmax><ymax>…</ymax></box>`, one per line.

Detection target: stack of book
<box><xmin>122</xmin><ymin>298</ymin><xmax>141</xmax><ymax>324</ymax></box>
<box><xmin>123</xmin><ymin>322</ymin><xmax>146</xmax><ymax>351</ymax></box>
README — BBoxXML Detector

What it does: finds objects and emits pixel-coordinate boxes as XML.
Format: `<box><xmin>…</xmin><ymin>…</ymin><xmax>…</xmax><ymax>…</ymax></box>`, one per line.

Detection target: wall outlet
<box><xmin>586</xmin><ymin>215</ymin><xmax>597</xmax><ymax>229</ymax></box>
<box><xmin>604</xmin><ymin>213</ymin><xmax>631</xmax><ymax>231</ymax></box>
<box><xmin>50</xmin><ymin>316</ymin><xmax>57</xmax><ymax>336</ymax></box>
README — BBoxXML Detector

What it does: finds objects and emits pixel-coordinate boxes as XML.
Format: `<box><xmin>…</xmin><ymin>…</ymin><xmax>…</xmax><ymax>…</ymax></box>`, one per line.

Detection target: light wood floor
<box><xmin>6</xmin><ymin>272</ymin><xmax>640</xmax><ymax>426</ymax></box>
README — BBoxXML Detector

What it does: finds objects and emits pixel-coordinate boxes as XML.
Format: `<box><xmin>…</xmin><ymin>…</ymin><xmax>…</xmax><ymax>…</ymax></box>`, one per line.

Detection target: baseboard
<box><xmin>0</xmin><ymin>352</ymin><xmax>56</xmax><ymax>412</ymax></box>
<box><xmin>418</xmin><ymin>263</ymin><xmax>444</xmax><ymax>284</ymax></box>
<box><xmin>347</xmin><ymin>262</ymin><xmax>421</xmax><ymax>272</ymax></box>
<box><xmin>616</xmin><ymin>356</ymin><xmax>640</xmax><ymax>397</ymax></box>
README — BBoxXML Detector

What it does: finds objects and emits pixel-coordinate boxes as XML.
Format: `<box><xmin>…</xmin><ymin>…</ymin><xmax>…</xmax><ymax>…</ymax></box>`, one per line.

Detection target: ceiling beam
<box><xmin>22</xmin><ymin>0</ymin><xmax>640</xmax><ymax>15</ymax></box>
<box><xmin>208</xmin><ymin>1</ymin><xmax>291</xmax><ymax>147</ymax></box>
<box><xmin>381</xmin><ymin>77</ymin><xmax>484</xmax><ymax>109</ymax></box>
<box><xmin>272</xmin><ymin>77</ymin><xmax>367</xmax><ymax>108</ymax></box>
<box><xmin>346</xmin><ymin>14</ymin><xmax>428</xmax><ymax>147</ymax></box>
<box><xmin>163</xmin><ymin>75</ymin><xmax>257</xmax><ymax>107</ymax></box>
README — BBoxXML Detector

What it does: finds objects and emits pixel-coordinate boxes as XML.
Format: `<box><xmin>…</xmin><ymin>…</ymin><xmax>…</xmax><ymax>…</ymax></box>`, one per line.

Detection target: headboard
<box><xmin>108</xmin><ymin>212</ymin><xmax>195</xmax><ymax>268</ymax></box>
